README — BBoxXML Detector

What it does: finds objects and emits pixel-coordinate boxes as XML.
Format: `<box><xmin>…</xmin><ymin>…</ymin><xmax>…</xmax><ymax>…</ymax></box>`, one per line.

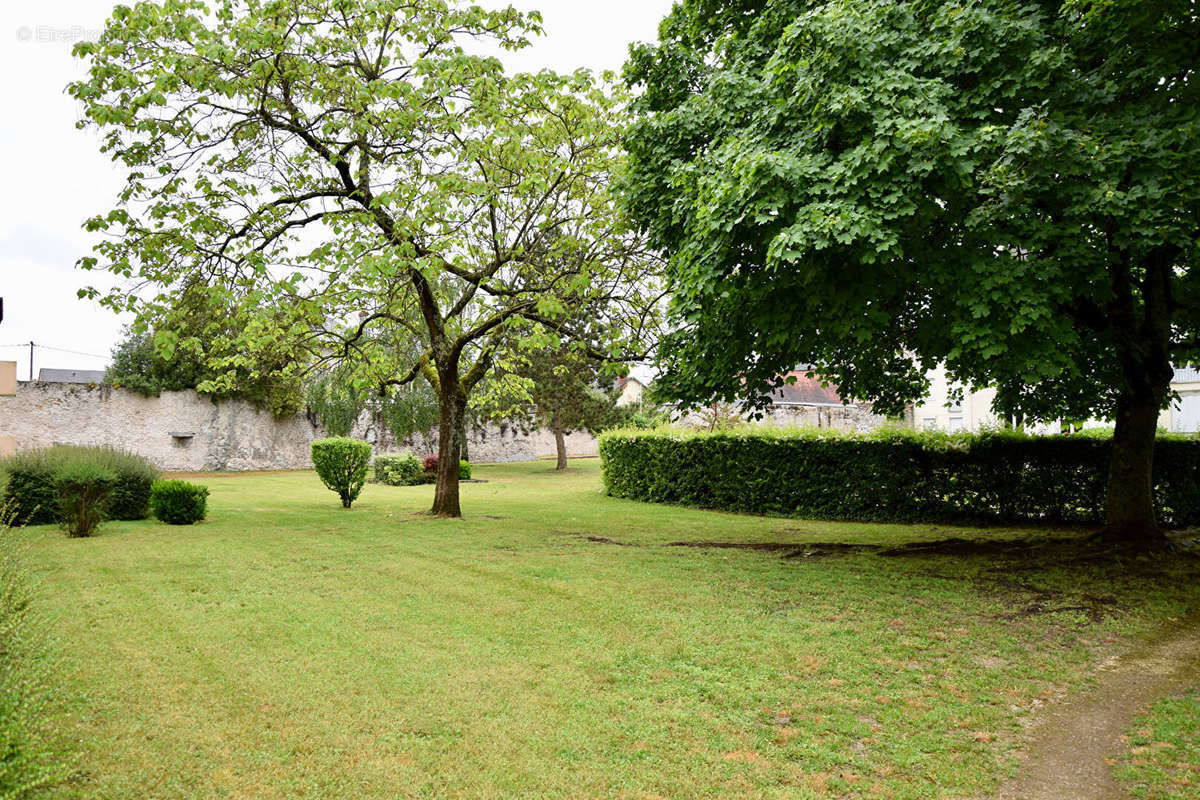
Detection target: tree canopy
<box><xmin>72</xmin><ymin>0</ymin><xmax>660</xmax><ymax>516</ymax></box>
<box><xmin>622</xmin><ymin>0</ymin><xmax>1200</xmax><ymax>542</ymax></box>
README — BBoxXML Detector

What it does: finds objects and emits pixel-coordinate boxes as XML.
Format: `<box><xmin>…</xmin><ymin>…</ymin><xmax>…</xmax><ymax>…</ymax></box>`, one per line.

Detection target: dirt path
<box><xmin>999</xmin><ymin>611</ymin><xmax>1200</xmax><ymax>800</ymax></box>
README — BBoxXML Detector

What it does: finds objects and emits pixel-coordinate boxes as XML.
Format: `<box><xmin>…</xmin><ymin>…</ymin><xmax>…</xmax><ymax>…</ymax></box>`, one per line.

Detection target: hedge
<box><xmin>0</xmin><ymin>446</ymin><xmax>158</xmax><ymax>526</ymax></box>
<box><xmin>599</xmin><ymin>427</ymin><xmax>1200</xmax><ymax>527</ymax></box>
<box><xmin>150</xmin><ymin>480</ymin><xmax>209</xmax><ymax>525</ymax></box>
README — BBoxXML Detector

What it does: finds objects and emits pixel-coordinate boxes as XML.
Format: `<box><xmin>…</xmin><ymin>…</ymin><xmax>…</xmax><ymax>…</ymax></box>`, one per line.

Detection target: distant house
<box><xmin>759</xmin><ymin>370</ymin><xmax>887</xmax><ymax>431</ymax></box>
<box><xmin>767</xmin><ymin>371</ymin><xmax>846</xmax><ymax>408</ymax></box>
<box><xmin>1167</xmin><ymin>366</ymin><xmax>1200</xmax><ymax>433</ymax></box>
<box><xmin>615</xmin><ymin>376</ymin><xmax>646</xmax><ymax>407</ymax></box>
<box><xmin>913</xmin><ymin>365</ymin><xmax>1200</xmax><ymax>434</ymax></box>
<box><xmin>38</xmin><ymin>368</ymin><xmax>106</xmax><ymax>384</ymax></box>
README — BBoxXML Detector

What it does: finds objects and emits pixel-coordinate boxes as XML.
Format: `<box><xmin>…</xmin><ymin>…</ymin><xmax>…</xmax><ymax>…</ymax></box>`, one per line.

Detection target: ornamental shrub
<box><xmin>0</xmin><ymin>446</ymin><xmax>157</xmax><ymax>526</ymax></box>
<box><xmin>375</xmin><ymin>453</ymin><xmax>423</xmax><ymax>486</ymax></box>
<box><xmin>418</xmin><ymin>454</ymin><xmax>471</xmax><ymax>480</ymax></box>
<box><xmin>95</xmin><ymin>449</ymin><xmax>157</xmax><ymax>521</ymax></box>
<box><xmin>311</xmin><ymin>437</ymin><xmax>372</xmax><ymax>508</ymax></box>
<box><xmin>0</xmin><ymin>451</ymin><xmax>58</xmax><ymax>526</ymax></box>
<box><xmin>599</xmin><ymin>427</ymin><xmax>1200</xmax><ymax>527</ymax></box>
<box><xmin>149</xmin><ymin>480</ymin><xmax>209</xmax><ymax>524</ymax></box>
<box><xmin>55</xmin><ymin>462</ymin><xmax>117</xmax><ymax>537</ymax></box>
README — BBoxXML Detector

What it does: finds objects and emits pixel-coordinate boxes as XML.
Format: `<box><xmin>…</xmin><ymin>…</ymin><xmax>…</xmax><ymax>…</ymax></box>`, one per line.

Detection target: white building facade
<box><xmin>911</xmin><ymin>365</ymin><xmax>1200</xmax><ymax>434</ymax></box>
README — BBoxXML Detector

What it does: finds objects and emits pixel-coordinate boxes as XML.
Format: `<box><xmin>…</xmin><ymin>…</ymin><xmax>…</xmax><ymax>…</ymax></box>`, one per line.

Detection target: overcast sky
<box><xmin>0</xmin><ymin>0</ymin><xmax>673</xmax><ymax>378</ymax></box>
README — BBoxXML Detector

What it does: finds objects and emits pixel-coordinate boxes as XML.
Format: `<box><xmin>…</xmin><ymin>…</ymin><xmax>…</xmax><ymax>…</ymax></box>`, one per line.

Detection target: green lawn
<box><xmin>29</xmin><ymin>459</ymin><xmax>1200</xmax><ymax>799</ymax></box>
<box><xmin>1117</xmin><ymin>687</ymin><xmax>1200</xmax><ymax>800</ymax></box>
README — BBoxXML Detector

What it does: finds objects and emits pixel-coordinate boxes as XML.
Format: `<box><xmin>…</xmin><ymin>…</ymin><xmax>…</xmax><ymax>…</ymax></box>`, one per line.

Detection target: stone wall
<box><xmin>759</xmin><ymin>402</ymin><xmax>891</xmax><ymax>432</ymax></box>
<box><xmin>0</xmin><ymin>381</ymin><xmax>598</xmax><ymax>471</ymax></box>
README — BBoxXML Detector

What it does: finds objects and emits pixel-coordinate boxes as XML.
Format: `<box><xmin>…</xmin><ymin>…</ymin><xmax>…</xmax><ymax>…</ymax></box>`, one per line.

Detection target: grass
<box><xmin>26</xmin><ymin>459</ymin><xmax>1200</xmax><ymax>799</ymax></box>
<box><xmin>1116</xmin><ymin>687</ymin><xmax>1200</xmax><ymax>799</ymax></box>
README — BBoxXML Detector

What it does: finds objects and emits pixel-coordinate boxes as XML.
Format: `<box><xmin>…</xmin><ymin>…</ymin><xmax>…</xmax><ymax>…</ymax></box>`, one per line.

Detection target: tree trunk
<box><xmin>1102</xmin><ymin>245</ymin><xmax>1177</xmax><ymax>549</ymax></box>
<box><xmin>1104</xmin><ymin>388</ymin><xmax>1164</xmax><ymax>545</ymax></box>
<box><xmin>553</xmin><ymin>426</ymin><xmax>568</xmax><ymax>471</ymax></box>
<box><xmin>458</xmin><ymin>411</ymin><xmax>469</xmax><ymax>464</ymax></box>
<box><xmin>431</xmin><ymin>376</ymin><xmax>464</xmax><ymax>518</ymax></box>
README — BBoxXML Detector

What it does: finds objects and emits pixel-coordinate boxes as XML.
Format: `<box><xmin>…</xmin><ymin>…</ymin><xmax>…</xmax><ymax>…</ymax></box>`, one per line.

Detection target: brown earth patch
<box><xmin>999</xmin><ymin>611</ymin><xmax>1200</xmax><ymax>800</ymax></box>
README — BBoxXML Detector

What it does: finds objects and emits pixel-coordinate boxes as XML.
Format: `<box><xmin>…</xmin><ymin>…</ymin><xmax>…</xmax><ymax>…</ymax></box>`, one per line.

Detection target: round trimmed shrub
<box><xmin>55</xmin><ymin>462</ymin><xmax>117</xmax><ymax>537</ymax></box>
<box><xmin>150</xmin><ymin>480</ymin><xmax>209</xmax><ymax>525</ymax></box>
<box><xmin>311</xmin><ymin>437</ymin><xmax>372</xmax><ymax>508</ymax></box>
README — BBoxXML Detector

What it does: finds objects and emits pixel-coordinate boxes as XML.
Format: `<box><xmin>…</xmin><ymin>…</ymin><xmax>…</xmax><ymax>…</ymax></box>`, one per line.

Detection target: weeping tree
<box><xmin>72</xmin><ymin>0</ymin><xmax>659</xmax><ymax>517</ymax></box>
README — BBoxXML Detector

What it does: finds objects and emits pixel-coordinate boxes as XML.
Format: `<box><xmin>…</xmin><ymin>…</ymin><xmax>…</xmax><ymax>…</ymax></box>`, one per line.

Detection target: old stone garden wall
<box><xmin>0</xmin><ymin>381</ymin><xmax>598</xmax><ymax>471</ymax></box>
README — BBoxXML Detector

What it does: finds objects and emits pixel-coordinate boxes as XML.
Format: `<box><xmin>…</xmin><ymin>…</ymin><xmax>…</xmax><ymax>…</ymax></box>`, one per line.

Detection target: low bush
<box><xmin>0</xmin><ymin>510</ymin><xmax>69</xmax><ymax>794</ymax></box>
<box><xmin>599</xmin><ymin>427</ymin><xmax>1200</xmax><ymax>527</ymax></box>
<box><xmin>311</xmin><ymin>437</ymin><xmax>372</xmax><ymax>508</ymax></box>
<box><xmin>0</xmin><ymin>451</ymin><xmax>58</xmax><ymax>526</ymax></box>
<box><xmin>418</xmin><ymin>454</ymin><xmax>471</xmax><ymax>481</ymax></box>
<box><xmin>0</xmin><ymin>446</ymin><xmax>157</xmax><ymax>526</ymax></box>
<box><xmin>97</xmin><ymin>449</ymin><xmax>157</xmax><ymax>521</ymax></box>
<box><xmin>56</xmin><ymin>463</ymin><xmax>117</xmax><ymax>537</ymax></box>
<box><xmin>149</xmin><ymin>480</ymin><xmax>209</xmax><ymax>525</ymax></box>
<box><xmin>375</xmin><ymin>453</ymin><xmax>423</xmax><ymax>486</ymax></box>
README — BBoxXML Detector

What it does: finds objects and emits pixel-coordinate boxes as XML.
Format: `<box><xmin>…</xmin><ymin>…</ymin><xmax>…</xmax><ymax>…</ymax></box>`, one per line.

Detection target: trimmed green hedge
<box><xmin>599</xmin><ymin>428</ymin><xmax>1200</xmax><ymax>527</ymax></box>
<box><xmin>150</xmin><ymin>480</ymin><xmax>209</xmax><ymax>525</ymax></box>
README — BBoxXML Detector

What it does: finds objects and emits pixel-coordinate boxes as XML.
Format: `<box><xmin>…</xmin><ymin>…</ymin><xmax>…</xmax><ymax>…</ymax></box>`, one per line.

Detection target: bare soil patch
<box><xmin>999</xmin><ymin>611</ymin><xmax>1200</xmax><ymax>800</ymax></box>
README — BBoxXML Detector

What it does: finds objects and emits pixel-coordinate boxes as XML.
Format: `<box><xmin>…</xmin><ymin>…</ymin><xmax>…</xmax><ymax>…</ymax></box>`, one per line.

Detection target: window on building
<box><xmin>949</xmin><ymin>416</ymin><xmax>965</xmax><ymax>433</ymax></box>
<box><xmin>923</xmin><ymin>417</ymin><xmax>938</xmax><ymax>431</ymax></box>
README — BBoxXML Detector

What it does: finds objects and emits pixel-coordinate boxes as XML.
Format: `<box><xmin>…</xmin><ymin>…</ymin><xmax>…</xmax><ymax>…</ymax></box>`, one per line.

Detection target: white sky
<box><xmin>0</xmin><ymin>0</ymin><xmax>673</xmax><ymax>379</ymax></box>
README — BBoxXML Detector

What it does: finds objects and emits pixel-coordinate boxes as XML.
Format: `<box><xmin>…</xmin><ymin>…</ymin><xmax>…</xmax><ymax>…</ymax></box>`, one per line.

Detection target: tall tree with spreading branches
<box><xmin>622</xmin><ymin>0</ymin><xmax>1200</xmax><ymax>546</ymax></box>
<box><xmin>72</xmin><ymin>0</ymin><xmax>659</xmax><ymax>517</ymax></box>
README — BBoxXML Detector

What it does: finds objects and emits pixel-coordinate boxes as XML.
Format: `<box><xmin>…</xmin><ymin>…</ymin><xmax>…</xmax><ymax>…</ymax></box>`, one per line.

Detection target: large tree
<box><xmin>622</xmin><ymin>0</ymin><xmax>1200</xmax><ymax>545</ymax></box>
<box><xmin>72</xmin><ymin>0</ymin><xmax>658</xmax><ymax>516</ymax></box>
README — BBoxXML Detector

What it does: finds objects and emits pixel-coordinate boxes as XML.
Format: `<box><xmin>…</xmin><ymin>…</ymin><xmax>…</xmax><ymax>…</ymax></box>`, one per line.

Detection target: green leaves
<box><xmin>73</xmin><ymin>0</ymin><xmax>660</xmax><ymax>418</ymax></box>
<box><xmin>623</xmin><ymin>0</ymin><xmax>1200</xmax><ymax>425</ymax></box>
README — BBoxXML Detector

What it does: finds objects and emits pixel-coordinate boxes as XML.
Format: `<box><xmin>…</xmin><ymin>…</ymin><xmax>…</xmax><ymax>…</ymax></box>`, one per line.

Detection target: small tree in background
<box><xmin>516</xmin><ymin>345</ymin><xmax>622</xmax><ymax>470</ymax></box>
<box><xmin>106</xmin><ymin>327</ymin><xmax>208</xmax><ymax>397</ymax></box>
<box><xmin>311</xmin><ymin>438</ymin><xmax>372</xmax><ymax>509</ymax></box>
<box><xmin>106</xmin><ymin>304</ymin><xmax>306</xmax><ymax>417</ymax></box>
<box><xmin>304</xmin><ymin>365</ymin><xmax>368</xmax><ymax>439</ymax></box>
